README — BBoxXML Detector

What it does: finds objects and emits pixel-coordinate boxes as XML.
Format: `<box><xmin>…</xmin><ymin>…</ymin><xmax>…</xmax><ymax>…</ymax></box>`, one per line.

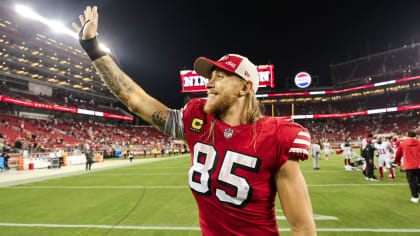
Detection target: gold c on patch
<box><xmin>190</xmin><ymin>117</ymin><xmax>204</xmax><ymax>133</ymax></box>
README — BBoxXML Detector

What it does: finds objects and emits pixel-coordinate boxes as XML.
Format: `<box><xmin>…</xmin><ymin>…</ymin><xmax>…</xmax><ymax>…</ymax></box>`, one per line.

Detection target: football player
<box><xmin>343</xmin><ymin>137</ymin><xmax>352</xmax><ymax>171</ymax></box>
<box><xmin>374</xmin><ymin>137</ymin><xmax>395</xmax><ymax>180</ymax></box>
<box><xmin>323</xmin><ymin>139</ymin><xmax>330</xmax><ymax>160</ymax></box>
<box><xmin>72</xmin><ymin>6</ymin><xmax>316</xmax><ymax>235</ymax></box>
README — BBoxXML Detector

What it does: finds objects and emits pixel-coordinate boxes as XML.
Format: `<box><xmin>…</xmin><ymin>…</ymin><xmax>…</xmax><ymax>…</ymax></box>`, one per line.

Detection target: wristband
<box><xmin>79</xmin><ymin>37</ymin><xmax>106</xmax><ymax>61</ymax></box>
<box><xmin>78</xmin><ymin>20</ymin><xmax>106</xmax><ymax>61</ymax></box>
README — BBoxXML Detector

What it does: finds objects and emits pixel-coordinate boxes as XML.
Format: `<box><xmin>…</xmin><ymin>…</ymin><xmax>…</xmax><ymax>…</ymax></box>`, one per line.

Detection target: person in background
<box><xmin>343</xmin><ymin>137</ymin><xmax>352</xmax><ymax>171</ymax></box>
<box><xmin>395</xmin><ymin>130</ymin><xmax>420</xmax><ymax>204</ymax></box>
<box><xmin>323</xmin><ymin>139</ymin><xmax>330</xmax><ymax>160</ymax></box>
<box><xmin>310</xmin><ymin>140</ymin><xmax>321</xmax><ymax>170</ymax></box>
<box><xmin>362</xmin><ymin>137</ymin><xmax>379</xmax><ymax>181</ymax></box>
<box><xmin>86</xmin><ymin>149</ymin><xmax>94</xmax><ymax>171</ymax></box>
<box><xmin>56</xmin><ymin>149</ymin><xmax>63</xmax><ymax>168</ymax></box>
<box><xmin>373</xmin><ymin>137</ymin><xmax>395</xmax><ymax>181</ymax></box>
<box><xmin>128</xmin><ymin>149</ymin><xmax>134</xmax><ymax>162</ymax></box>
<box><xmin>2</xmin><ymin>152</ymin><xmax>9</xmax><ymax>170</ymax></box>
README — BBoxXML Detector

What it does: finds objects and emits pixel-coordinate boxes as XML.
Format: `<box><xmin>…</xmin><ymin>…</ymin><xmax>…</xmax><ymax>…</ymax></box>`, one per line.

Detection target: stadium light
<box><xmin>14</xmin><ymin>4</ymin><xmax>111</xmax><ymax>53</ymax></box>
<box><xmin>15</xmin><ymin>5</ymin><xmax>39</xmax><ymax>20</ymax></box>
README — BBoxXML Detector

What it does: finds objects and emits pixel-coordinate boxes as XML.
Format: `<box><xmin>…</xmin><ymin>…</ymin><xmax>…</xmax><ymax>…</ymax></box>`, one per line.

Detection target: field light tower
<box><xmin>15</xmin><ymin>4</ymin><xmax>111</xmax><ymax>53</ymax></box>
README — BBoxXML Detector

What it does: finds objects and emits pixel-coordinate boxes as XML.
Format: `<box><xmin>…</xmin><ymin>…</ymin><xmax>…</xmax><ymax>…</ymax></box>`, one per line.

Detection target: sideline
<box><xmin>0</xmin><ymin>154</ymin><xmax>189</xmax><ymax>187</ymax></box>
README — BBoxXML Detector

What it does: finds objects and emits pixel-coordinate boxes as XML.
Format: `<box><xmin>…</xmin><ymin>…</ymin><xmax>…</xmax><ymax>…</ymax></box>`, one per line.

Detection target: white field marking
<box><xmin>124</xmin><ymin>167</ymin><xmax>187</xmax><ymax>170</ymax></box>
<box><xmin>302</xmin><ymin>170</ymin><xmax>360</xmax><ymax>172</ymax></box>
<box><xmin>315</xmin><ymin>228</ymin><xmax>420</xmax><ymax>232</ymax></box>
<box><xmin>276</xmin><ymin>215</ymin><xmax>339</xmax><ymax>220</ymax></box>
<box><xmin>0</xmin><ymin>223</ymin><xmax>200</xmax><ymax>230</ymax></box>
<box><xmin>4</xmin><ymin>183</ymin><xmax>407</xmax><ymax>189</ymax></box>
<box><xmin>5</xmin><ymin>186</ymin><xmax>190</xmax><ymax>189</ymax></box>
<box><xmin>93</xmin><ymin>173</ymin><xmax>187</xmax><ymax>176</ymax></box>
<box><xmin>307</xmin><ymin>183</ymin><xmax>407</xmax><ymax>187</ymax></box>
<box><xmin>275</xmin><ymin>209</ymin><xmax>338</xmax><ymax>221</ymax></box>
<box><xmin>1</xmin><ymin>223</ymin><xmax>420</xmax><ymax>232</ymax></box>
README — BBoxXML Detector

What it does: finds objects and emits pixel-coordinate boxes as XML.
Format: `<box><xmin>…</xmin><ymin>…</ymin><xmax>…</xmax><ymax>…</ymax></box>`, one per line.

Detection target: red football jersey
<box><xmin>182</xmin><ymin>99</ymin><xmax>310</xmax><ymax>236</ymax></box>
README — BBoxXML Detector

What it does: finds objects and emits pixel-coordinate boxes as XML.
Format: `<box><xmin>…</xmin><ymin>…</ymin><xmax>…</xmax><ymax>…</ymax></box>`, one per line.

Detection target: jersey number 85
<box><xmin>189</xmin><ymin>142</ymin><xmax>261</xmax><ymax>208</ymax></box>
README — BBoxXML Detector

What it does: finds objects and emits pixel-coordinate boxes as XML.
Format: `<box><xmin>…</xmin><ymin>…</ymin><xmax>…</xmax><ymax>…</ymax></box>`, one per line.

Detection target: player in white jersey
<box><xmin>323</xmin><ymin>140</ymin><xmax>330</xmax><ymax>160</ymax></box>
<box><xmin>343</xmin><ymin>137</ymin><xmax>352</xmax><ymax>171</ymax></box>
<box><xmin>373</xmin><ymin>138</ymin><xmax>395</xmax><ymax>180</ymax></box>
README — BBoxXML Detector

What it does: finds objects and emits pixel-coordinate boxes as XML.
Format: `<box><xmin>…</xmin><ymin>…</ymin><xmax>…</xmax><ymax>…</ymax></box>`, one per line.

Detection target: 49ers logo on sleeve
<box><xmin>190</xmin><ymin>117</ymin><xmax>204</xmax><ymax>133</ymax></box>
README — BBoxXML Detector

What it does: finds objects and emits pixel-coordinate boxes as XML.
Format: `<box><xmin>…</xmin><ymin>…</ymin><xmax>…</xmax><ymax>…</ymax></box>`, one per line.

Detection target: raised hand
<box><xmin>72</xmin><ymin>6</ymin><xmax>98</xmax><ymax>40</ymax></box>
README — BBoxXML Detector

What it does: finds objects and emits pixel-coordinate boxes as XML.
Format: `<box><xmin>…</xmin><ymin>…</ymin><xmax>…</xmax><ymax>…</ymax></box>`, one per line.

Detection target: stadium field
<box><xmin>0</xmin><ymin>153</ymin><xmax>419</xmax><ymax>236</ymax></box>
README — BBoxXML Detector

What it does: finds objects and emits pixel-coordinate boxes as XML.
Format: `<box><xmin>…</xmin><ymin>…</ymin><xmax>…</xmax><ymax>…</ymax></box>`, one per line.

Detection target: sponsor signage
<box><xmin>0</xmin><ymin>95</ymin><xmax>133</xmax><ymax>121</ymax></box>
<box><xmin>295</xmin><ymin>72</ymin><xmax>311</xmax><ymax>88</ymax></box>
<box><xmin>180</xmin><ymin>64</ymin><xmax>275</xmax><ymax>93</ymax></box>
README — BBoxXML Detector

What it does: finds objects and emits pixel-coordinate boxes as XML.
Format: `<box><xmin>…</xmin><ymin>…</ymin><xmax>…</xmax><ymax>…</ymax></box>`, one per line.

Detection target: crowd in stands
<box><xmin>0</xmin><ymin>113</ymin><xmax>178</xmax><ymax>155</ymax></box>
<box><xmin>300</xmin><ymin>112</ymin><xmax>419</xmax><ymax>142</ymax></box>
<box><xmin>271</xmin><ymin>89</ymin><xmax>416</xmax><ymax>116</ymax></box>
<box><xmin>332</xmin><ymin>43</ymin><xmax>420</xmax><ymax>86</ymax></box>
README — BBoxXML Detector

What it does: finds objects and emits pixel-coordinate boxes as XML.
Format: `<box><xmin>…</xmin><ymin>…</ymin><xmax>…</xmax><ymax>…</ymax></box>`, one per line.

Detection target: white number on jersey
<box><xmin>188</xmin><ymin>142</ymin><xmax>261</xmax><ymax>208</ymax></box>
<box><xmin>189</xmin><ymin>142</ymin><xmax>218</xmax><ymax>196</ymax></box>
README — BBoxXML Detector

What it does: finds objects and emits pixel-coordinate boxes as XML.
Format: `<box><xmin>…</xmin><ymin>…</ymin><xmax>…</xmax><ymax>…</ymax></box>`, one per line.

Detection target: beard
<box><xmin>204</xmin><ymin>92</ymin><xmax>237</xmax><ymax>116</ymax></box>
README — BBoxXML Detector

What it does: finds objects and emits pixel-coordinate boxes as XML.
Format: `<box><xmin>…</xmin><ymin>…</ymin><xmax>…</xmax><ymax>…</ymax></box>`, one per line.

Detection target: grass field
<box><xmin>0</xmin><ymin>152</ymin><xmax>419</xmax><ymax>235</ymax></box>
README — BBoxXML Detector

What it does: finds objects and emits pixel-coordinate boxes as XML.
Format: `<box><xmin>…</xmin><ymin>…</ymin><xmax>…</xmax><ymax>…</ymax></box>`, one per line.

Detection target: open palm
<box><xmin>72</xmin><ymin>6</ymin><xmax>98</xmax><ymax>40</ymax></box>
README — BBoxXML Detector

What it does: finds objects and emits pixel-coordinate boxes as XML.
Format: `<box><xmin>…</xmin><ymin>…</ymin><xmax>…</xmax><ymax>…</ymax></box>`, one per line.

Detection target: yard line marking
<box><xmin>275</xmin><ymin>209</ymin><xmax>339</xmax><ymax>221</ymax></box>
<box><xmin>93</xmin><ymin>173</ymin><xmax>187</xmax><ymax>176</ymax></box>
<box><xmin>1</xmin><ymin>223</ymin><xmax>420</xmax><ymax>232</ymax></box>
<box><xmin>276</xmin><ymin>215</ymin><xmax>339</xmax><ymax>220</ymax></box>
<box><xmin>126</xmin><ymin>167</ymin><xmax>187</xmax><ymax>170</ymax></box>
<box><xmin>4</xmin><ymin>183</ymin><xmax>407</xmax><ymax>189</ymax></box>
<box><xmin>314</xmin><ymin>228</ymin><xmax>420</xmax><ymax>232</ymax></box>
<box><xmin>0</xmin><ymin>223</ymin><xmax>200</xmax><ymax>230</ymax></box>
<box><xmin>5</xmin><ymin>186</ymin><xmax>190</xmax><ymax>189</ymax></box>
<box><xmin>307</xmin><ymin>183</ymin><xmax>407</xmax><ymax>187</ymax></box>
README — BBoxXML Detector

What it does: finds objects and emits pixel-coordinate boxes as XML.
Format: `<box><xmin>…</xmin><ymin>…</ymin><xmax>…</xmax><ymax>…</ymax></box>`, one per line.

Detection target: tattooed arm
<box><xmin>72</xmin><ymin>6</ymin><xmax>170</xmax><ymax>132</ymax></box>
<box><xmin>92</xmin><ymin>56</ymin><xmax>169</xmax><ymax>131</ymax></box>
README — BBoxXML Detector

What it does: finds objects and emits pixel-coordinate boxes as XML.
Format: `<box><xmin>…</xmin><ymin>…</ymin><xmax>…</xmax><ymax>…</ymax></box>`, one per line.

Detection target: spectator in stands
<box><xmin>14</xmin><ymin>137</ymin><xmax>22</xmax><ymax>150</ymax></box>
<box><xmin>3</xmin><ymin>143</ymin><xmax>11</xmax><ymax>153</ymax></box>
<box><xmin>395</xmin><ymin>130</ymin><xmax>420</xmax><ymax>203</ymax></box>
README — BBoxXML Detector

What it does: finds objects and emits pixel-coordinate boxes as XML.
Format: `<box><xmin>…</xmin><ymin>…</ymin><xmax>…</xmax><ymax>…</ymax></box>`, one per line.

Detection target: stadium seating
<box><xmin>0</xmin><ymin>113</ymin><xmax>171</xmax><ymax>153</ymax></box>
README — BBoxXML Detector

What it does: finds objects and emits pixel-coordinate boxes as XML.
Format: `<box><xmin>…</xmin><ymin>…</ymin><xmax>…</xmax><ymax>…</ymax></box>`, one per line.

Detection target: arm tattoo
<box><xmin>152</xmin><ymin>111</ymin><xmax>167</xmax><ymax>131</ymax></box>
<box><xmin>93</xmin><ymin>57</ymin><xmax>135</xmax><ymax>99</ymax></box>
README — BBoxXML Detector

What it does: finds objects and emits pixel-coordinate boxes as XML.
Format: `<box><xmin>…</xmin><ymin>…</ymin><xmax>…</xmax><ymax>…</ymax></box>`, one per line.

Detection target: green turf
<box><xmin>0</xmin><ymin>152</ymin><xmax>419</xmax><ymax>235</ymax></box>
